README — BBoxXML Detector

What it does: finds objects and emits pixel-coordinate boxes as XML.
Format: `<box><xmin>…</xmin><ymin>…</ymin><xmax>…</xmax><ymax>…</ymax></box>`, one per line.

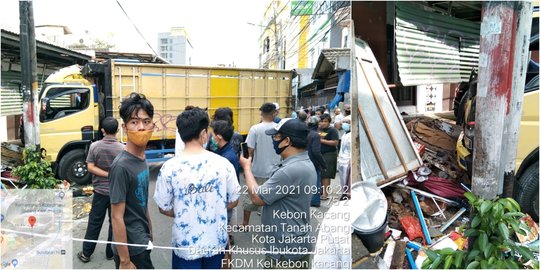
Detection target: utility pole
<box><xmin>471</xmin><ymin>1</ymin><xmax>531</xmax><ymax>199</ymax></box>
<box><xmin>499</xmin><ymin>2</ymin><xmax>532</xmax><ymax>197</ymax></box>
<box><xmin>19</xmin><ymin>0</ymin><xmax>40</xmax><ymax>149</ymax></box>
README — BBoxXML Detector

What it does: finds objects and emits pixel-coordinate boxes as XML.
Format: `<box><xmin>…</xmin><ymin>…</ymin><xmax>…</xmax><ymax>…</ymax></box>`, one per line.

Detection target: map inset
<box><xmin>1</xmin><ymin>189</ymin><xmax>72</xmax><ymax>269</ymax></box>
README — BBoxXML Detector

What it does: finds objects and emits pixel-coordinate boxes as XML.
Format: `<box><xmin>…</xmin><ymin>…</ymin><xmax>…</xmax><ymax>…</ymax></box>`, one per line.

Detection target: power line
<box><xmin>115</xmin><ymin>0</ymin><xmax>159</xmax><ymax>56</ymax></box>
<box><xmin>259</xmin><ymin>1</ymin><xmax>328</xmax><ymax>67</ymax></box>
<box><xmin>291</xmin><ymin>13</ymin><xmax>350</xmax><ymax>68</ymax></box>
<box><xmin>283</xmin><ymin>2</ymin><xmax>328</xmax><ymax>53</ymax></box>
<box><xmin>286</xmin><ymin>4</ymin><xmax>351</xmax><ymax>68</ymax></box>
<box><xmin>285</xmin><ymin>1</ymin><xmax>349</xmax><ymax>56</ymax></box>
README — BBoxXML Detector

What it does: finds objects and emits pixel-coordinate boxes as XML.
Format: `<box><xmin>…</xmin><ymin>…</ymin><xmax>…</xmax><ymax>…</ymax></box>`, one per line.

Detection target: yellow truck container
<box><xmin>36</xmin><ymin>60</ymin><xmax>293</xmax><ymax>184</ymax></box>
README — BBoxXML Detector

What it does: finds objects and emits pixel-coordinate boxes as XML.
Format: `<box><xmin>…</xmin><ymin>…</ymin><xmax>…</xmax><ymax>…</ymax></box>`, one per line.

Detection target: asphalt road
<box><xmin>72</xmin><ymin>162</ymin><xmax>344</xmax><ymax>269</ymax></box>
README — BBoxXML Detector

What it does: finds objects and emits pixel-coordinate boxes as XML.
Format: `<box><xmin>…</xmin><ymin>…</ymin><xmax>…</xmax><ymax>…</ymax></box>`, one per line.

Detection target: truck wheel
<box><xmin>516</xmin><ymin>161</ymin><xmax>539</xmax><ymax>222</ymax></box>
<box><xmin>58</xmin><ymin>149</ymin><xmax>91</xmax><ymax>185</ymax></box>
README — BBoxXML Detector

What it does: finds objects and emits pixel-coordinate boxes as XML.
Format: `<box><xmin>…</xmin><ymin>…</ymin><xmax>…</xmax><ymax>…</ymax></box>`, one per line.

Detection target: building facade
<box><xmin>158</xmin><ymin>27</ymin><xmax>193</xmax><ymax>65</ymax></box>
<box><xmin>257</xmin><ymin>1</ymin><xmax>352</xmax><ymax>110</ymax></box>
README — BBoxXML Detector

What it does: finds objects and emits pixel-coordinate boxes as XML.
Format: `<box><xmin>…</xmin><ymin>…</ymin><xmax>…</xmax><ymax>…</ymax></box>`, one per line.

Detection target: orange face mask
<box><xmin>128</xmin><ymin>130</ymin><xmax>153</xmax><ymax>147</ymax></box>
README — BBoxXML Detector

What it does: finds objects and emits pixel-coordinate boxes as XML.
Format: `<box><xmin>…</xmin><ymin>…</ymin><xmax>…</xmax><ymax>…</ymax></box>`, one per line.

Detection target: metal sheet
<box><xmin>354</xmin><ymin>38</ymin><xmax>422</xmax><ymax>185</ymax></box>
<box><xmin>395</xmin><ymin>2</ymin><xmax>480</xmax><ymax>86</ymax></box>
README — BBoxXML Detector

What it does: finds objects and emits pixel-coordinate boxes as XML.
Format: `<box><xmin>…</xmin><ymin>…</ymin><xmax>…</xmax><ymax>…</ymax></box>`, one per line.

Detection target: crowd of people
<box><xmin>78</xmin><ymin>92</ymin><xmax>352</xmax><ymax>269</ymax></box>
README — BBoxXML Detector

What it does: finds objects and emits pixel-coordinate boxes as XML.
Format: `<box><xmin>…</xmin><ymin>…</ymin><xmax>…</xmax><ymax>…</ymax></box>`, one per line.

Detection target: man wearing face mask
<box><xmin>154</xmin><ymin>108</ymin><xmax>240</xmax><ymax>269</ymax></box>
<box><xmin>337</xmin><ymin>118</ymin><xmax>351</xmax><ymax>199</ymax></box>
<box><xmin>240</xmin><ymin>118</ymin><xmax>316</xmax><ymax>269</ymax></box>
<box><xmin>109</xmin><ymin>92</ymin><xmax>155</xmax><ymax>269</ymax></box>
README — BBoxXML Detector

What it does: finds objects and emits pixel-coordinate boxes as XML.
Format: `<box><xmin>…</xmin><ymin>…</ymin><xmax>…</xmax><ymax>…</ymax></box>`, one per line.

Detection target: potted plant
<box><xmin>421</xmin><ymin>192</ymin><xmax>538</xmax><ymax>269</ymax></box>
<box><xmin>12</xmin><ymin>146</ymin><xmax>61</xmax><ymax>189</ymax></box>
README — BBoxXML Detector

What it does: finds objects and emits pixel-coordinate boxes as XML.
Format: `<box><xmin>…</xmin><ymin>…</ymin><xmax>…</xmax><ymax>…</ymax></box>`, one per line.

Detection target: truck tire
<box><xmin>516</xmin><ymin>161</ymin><xmax>539</xmax><ymax>222</ymax></box>
<box><xmin>58</xmin><ymin>149</ymin><xmax>91</xmax><ymax>185</ymax></box>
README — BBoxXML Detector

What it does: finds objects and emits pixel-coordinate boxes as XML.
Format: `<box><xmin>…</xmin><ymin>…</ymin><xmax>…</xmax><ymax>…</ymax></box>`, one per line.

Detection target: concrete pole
<box><xmin>472</xmin><ymin>2</ymin><xmax>529</xmax><ymax>199</ymax></box>
<box><xmin>19</xmin><ymin>0</ymin><xmax>39</xmax><ymax>148</ymax></box>
<box><xmin>28</xmin><ymin>1</ymin><xmax>40</xmax><ymax>148</ymax></box>
<box><xmin>499</xmin><ymin>2</ymin><xmax>532</xmax><ymax>197</ymax></box>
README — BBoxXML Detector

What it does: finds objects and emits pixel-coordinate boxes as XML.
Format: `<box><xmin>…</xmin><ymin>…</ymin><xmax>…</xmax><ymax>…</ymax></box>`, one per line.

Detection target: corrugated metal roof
<box><xmin>312</xmin><ymin>48</ymin><xmax>350</xmax><ymax>79</ymax></box>
<box><xmin>1</xmin><ymin>29</ymin><xmax>92</xmax><ymax>70</ymax></box>
<box><xmin>395</xmin><ymin>2</ymin><xmax>480</xmax><ymax>86</ymax></box>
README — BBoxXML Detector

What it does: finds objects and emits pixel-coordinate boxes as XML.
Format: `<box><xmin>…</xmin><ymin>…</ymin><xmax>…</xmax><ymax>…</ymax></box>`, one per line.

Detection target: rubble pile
<box><xmin>352</xmin><ymin>116</ymin><xmax>539</xmax><ymax>269</ymax></box>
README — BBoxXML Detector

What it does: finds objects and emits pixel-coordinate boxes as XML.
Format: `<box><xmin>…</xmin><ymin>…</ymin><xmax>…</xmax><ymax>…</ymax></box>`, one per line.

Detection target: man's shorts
<box><xmin>242</xmin><ymin>177</ymin><xmax>268</xmax><ymax>212</ymax></box>
<box><xmin>321</xmin><ymin>151</ymin><xmax>338</xmax><ymax>179</ymax></box>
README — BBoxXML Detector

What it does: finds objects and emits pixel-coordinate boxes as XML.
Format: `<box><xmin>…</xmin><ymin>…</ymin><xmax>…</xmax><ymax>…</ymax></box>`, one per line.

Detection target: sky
<box><xmin>1</xmin><ymin>0</ymin><xmax>268</xmax><ymax>68</ymax></box>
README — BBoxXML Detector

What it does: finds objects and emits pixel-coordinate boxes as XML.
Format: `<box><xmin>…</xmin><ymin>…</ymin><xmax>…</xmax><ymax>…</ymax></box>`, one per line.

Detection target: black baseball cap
<box><xmin>265</xmin><ymin>118</ymin><xmax>309</xmax><ymax>138</ymax></box>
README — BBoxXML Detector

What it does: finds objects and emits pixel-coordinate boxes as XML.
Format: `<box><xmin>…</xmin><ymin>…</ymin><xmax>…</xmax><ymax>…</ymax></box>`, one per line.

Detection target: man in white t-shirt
<box><xmin>242</xmin><ymin>102</ymin><xmax>281</xmax><ymax>227</ymax></box>
<box><xmin>154</xmin><ymin>108</ymin><xmax>240</xmax><ymax>269</ymax></box>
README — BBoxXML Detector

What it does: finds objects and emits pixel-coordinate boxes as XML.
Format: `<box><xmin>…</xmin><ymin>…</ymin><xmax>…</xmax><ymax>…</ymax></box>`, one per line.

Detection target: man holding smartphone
<box><xmin>240</xmin><ymin>118</ymin><xmax>316</xmax><ymax>268</ymax></box>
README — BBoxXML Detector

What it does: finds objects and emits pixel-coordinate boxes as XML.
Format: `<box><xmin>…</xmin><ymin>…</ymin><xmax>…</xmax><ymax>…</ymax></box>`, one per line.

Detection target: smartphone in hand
<box><xmin>241</xmin><ymin>142</ymin><xmax>249</xmax><ymax>159</ymax></box>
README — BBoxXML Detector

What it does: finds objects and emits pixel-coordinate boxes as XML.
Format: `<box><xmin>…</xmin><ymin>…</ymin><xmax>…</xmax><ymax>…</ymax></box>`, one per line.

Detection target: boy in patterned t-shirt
<box><xmin>154</xmin><ymin>108</ymin><xmax>240</xmax><ymax>269</ymax></box>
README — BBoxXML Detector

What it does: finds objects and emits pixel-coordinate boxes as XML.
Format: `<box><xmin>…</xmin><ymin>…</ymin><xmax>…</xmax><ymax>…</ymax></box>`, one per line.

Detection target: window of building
<box><xmin>161</xmin><ymin>38</ymin><xmax>168</xmax><ymax>44</ymax></box>
<box><xmin>169</xmin><ymin>46</ymin><xmax>173</xmax><ymax>51</ymax></box>
<box><xmin>161</xmin><ymin>53</ymin><xmax>167</xmax><ymax>58</ymax></box>
<box><xmin>169</xmin><ymin>53</ymin><xmax>173</xmax><ymax>58</ymax></box>
<box><xmin>161</xmin><ymin>46</ymin><xmax>167</xmax><ymax>52</ymax></box>
<box><xmin>390</xmin><ymin>86</ymin><xmax>417</xmax><ymax>106</ymax></box>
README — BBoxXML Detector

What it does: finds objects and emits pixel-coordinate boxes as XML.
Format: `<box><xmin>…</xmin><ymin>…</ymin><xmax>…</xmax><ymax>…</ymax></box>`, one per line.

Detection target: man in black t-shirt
<box><xmin>318</xmin><ymin>114</ymin><xmax>340</xmax><ymax>200</ymax></box>
<box><xmin>109</xmin><ymin>92</ymin><xmax>155</xmax><ymax>269</ymax></box>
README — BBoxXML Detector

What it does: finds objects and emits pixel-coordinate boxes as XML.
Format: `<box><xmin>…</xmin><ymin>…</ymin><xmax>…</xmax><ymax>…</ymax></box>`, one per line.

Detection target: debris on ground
<box><xmin>352</xmin><ymin>115</ymin><xmax>539</xmax><ymax>269</ymax></box>
<box><xmin>1</xmin><ymin>142</ymin><xmax>23</xmax><ymax>168</ymax></box>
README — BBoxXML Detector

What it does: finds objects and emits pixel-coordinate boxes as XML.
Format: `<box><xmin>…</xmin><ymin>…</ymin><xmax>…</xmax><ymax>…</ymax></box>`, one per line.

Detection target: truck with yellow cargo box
<box><xmin>29</xmin><ymin>60</ymin><xmax>293</xmax><ymax>185</ymax></box>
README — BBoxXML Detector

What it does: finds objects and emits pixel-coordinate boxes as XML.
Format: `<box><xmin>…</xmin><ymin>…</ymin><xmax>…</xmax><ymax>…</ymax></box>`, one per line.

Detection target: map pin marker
<box><xmin>11</xmin><ymin>259</ymin><xmax>18</xmax><ymax>268</ymax></box>
<box><xmin>28</xmin><ymin>216</ymin><xmax>36</xmax><ymax>228</ymax></box>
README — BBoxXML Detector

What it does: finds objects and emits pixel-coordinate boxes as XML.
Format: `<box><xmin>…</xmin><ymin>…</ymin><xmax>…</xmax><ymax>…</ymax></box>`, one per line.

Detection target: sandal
<box><xmin>77</xmin><ymin>251</ymin><xmax>90</xmax><ymax>263</ymax></box>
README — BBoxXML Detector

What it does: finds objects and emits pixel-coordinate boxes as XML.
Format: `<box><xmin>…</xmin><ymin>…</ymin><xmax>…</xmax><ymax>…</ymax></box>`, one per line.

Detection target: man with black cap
<box><xmin>239</xmin><ymin>118</ymin><xmax>316</xmax><ymax>269</ymax></box>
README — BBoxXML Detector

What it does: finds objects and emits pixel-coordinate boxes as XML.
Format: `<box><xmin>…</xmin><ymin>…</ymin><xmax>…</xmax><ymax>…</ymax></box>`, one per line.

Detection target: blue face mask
<box><xmin>273</xmin><ymin>137</ymin><xmax>288</xmax><ymax>155</ymax></box>
<box><xmin>342</xmin><ymin>122</ymin><xmax>350</xmax><ymax>133</ymax></box>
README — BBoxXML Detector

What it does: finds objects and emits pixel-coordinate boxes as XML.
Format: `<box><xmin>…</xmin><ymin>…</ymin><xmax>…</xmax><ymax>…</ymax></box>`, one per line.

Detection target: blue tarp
<box><xmin>329</xmin><ymin>70</ymin><xmax>350</xmax><ymax>109</ymax></box>
<box><xmin>337</xmin><ymin>70</ymin><xmax>350</xmax><ymax>93</ymax></box>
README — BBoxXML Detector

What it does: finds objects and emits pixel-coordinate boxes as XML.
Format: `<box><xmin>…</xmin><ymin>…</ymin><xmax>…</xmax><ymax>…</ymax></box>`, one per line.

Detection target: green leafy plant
<box><xmin>12</xmin><ymin>146</ymin><xmax>60</xmax><ymax>189</ymax></box>
<box><xmin>421</xmin><ymin>192</ymin><xmax>539</xmax><ymax>269</ymax></box>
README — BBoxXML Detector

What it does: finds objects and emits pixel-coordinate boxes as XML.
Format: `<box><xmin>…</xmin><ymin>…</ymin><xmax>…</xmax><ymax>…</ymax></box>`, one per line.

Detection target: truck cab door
<box><xmin>39</xmin><ymin>85</ymin><xmax>95</xmax><ymax>163</ymax></box>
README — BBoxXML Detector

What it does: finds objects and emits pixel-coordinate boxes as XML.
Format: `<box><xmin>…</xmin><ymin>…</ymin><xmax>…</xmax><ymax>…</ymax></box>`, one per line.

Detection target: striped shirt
<box><xmin>86</xmin><ymin>136</ymin><xmax>124</xmax><ymax>195</ymax></box>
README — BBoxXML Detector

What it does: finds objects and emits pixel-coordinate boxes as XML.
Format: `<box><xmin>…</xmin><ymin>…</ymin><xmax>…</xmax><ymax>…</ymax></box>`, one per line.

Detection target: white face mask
<box><xmin>200</xmin><ymin>129</ymin><xmax>208</xmax><ymax>148</ymax></box>
<box><xmin>342</xmin><ymin>122</ymin><xmax>350</xmax><ymax>133</ymax></box>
